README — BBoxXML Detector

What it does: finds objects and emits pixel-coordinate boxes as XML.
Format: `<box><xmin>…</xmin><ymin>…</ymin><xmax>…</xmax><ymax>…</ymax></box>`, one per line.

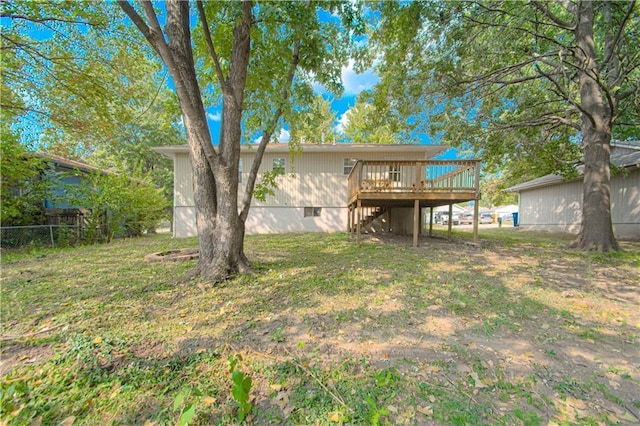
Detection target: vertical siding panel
<box><xmin>175</xmin><ymin>153</ymin><xmax>194</xmax><ymax>207</ymax></box>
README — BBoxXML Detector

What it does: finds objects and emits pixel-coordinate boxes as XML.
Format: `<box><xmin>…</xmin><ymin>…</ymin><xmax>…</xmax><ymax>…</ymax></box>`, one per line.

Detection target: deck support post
<box><xmin>385</xmin><ymin>208</ymin><xmax>391</xmax><ymax>233</ymax></box>
<box><xmin>356</xmin><ymin>199</ymin><xmax>362</xmax><ymax>245</ymax></box>
<box><xmin>473</xmin><ymin>200</ymin><xmax>479</xmax><ymax>243</ymax></box>
<box><xmin>429</xmin><ymin>207</ymin><xmax>434</xmax><ymax>237</ymax></box>
<box><xmin>413</xmin><ymin>200</ymin><xmax>420</xmax><ymax>247</ymax></box>
<box><xmin>447</xmin><ymin>203</ymin><xmax>453</xmax><ymax>242</ymax></box>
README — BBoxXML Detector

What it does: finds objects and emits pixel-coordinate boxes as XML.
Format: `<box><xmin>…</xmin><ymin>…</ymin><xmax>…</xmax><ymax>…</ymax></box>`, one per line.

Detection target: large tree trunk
<box><xmin>571</xmin><ymin>1</ymin><xmax>620</xmax><ymax>252</ymax></box>
<box><xmin>120</xmin><ymin>0</ymin><xmax>253</xmax><ymax>282</ymax></box>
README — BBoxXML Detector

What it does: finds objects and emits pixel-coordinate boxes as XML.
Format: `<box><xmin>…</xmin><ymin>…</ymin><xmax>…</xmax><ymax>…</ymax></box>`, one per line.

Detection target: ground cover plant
<box><xmin>1</xmin><ymin>230</ymin><xmax>639</xmax><ymax>425</ymax></box>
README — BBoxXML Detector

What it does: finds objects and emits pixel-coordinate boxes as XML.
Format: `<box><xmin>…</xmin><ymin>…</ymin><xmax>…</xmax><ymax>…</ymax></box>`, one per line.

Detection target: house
<box><xmin>155</xmin><ymin>143</ymin><xmax>482</xmax><ymax>245</ymax></box>
<box><xmin>505</xmin><ymin>141</ymin><xmax>640</xmax><ymax>239</ymax></box>
<box><xmin>34</xmin><ymin>153</ymin><xmax>106</xmax><ymax>210</ymax></box>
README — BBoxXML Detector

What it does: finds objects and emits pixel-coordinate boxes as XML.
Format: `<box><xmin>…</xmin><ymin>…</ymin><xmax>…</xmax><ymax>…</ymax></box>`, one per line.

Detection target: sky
<box><xmin>203</xmin><ymin>60</ymin><xmax>459</xmax><ymax>159</ymax></box>
<box><xmin>205</xmin><ymin>60</ymin><xmax>379</xmax><ymax>144</ymax></box>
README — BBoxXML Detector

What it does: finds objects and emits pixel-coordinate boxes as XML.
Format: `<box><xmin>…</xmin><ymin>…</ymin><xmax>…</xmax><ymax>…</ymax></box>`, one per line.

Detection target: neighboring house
<box><xmin>34</xmin><ymin>153</ymin><xmax>106</xmax><ymax>209</ymax></box>
<box><xmin>155</xmin><ymin>143</ymin><xmax>482</xmax><ymax>243</ymax></box>
<box><xmin>505</xmin><ymin>141</ymin><xmax>640</xmax><ymax>239</ymax></box>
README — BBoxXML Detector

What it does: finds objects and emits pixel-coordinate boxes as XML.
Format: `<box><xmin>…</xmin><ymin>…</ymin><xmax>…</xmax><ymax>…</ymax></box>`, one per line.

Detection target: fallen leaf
<box><xmin>416</xmin><ymin>406</ymin><xmax>433</xmax><ymax>416</ymax></box>
<box><xmin>92</xmin><ymin>336</ymin><xmax>102</xmax><ymax>345</ymax></box>
<box><xmin>470</xmin><ymin>372</ymin><xmax>488</xmax><ymax>388</ymax></box>
<box><xmin>60</xmin><ymin>416</ymin><xmax>76</xmax><ymax>426</ymax></box>
<box><xmin>202</xmin><ymin>396</ymin><xmax>216</xmax><ymax>405</ymax></box>
<box><xmin>328</xmin><ymin>412</ymin><xmax>342</xmax><ymax>422</ymax></box>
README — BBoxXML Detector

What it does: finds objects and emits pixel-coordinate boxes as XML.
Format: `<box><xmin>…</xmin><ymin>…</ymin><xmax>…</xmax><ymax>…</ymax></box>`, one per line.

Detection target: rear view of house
<box><xmin>156</xmin><ymin>143</ymin><xmax>455</xmax><ymax>237</ymax></box>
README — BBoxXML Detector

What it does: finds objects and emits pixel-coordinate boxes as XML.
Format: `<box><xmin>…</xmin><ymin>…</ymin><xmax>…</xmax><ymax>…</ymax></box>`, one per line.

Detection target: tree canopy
<box><xmin>369</xmin><ymin>0</ymin><xmax>639</xmax><ymax>250</ymax></box>
<box><xmin>1</xmin><ymin>0</ymin><xmax>182</xmax><ymax>201</ymax></box>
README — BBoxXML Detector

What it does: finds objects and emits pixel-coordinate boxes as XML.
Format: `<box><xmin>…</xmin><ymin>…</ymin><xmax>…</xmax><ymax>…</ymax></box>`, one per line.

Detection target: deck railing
<box><xmin>347</xmin><ymin>160</ymin><xmax>480</xmax><ymax>202</ymax></box>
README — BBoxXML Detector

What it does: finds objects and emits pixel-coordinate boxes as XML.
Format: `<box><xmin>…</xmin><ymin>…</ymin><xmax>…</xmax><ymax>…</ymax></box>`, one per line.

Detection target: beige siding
<box><xmin>174</xmin><ymin>153</ymin><xmax>193</xmax><ymax>207</ymax></box>
<box><xmin>240</xmin><ymin>149</ymin><xmax>426</xmax><ymax>208</ymax></box>
<box><xmin>518</xmin><ymin>180</ymin><xmax>583</xmax><ymax>233</ymax></box>
<box><xmin>171</xmin><ymin>147</ymin><xmax>436</xmax><ymax>236</ymax></box>
<box><xmin>518</xmin><ymin>168</ymin><xmax>640</xmax><ymax>239</ymax></box>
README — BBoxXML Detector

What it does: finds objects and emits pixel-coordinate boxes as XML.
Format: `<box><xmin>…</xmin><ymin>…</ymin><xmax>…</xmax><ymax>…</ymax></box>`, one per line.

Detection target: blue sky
<box><xmin>204</xmin><ymin>59</ymin><xmax>380</xmax><ymax>145</ymax></box>
<box><xmin>204</xmin><ymin>60</ymin><xmax>459</xmax><ymax>159</ymax></box>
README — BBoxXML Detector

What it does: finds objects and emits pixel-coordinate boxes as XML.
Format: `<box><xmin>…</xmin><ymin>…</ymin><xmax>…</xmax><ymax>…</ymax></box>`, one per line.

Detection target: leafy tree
<box><xmin>0</xmin><ymin>122</ymin><xmax>52</xmax><ymax>226</ymax></box>
<box><xmin>118</xmin><ymin>1</ymin><xmax>361</xmax><ymax>282</ymax></box>
<box><xmin>66</xmin><ymin>170</ymin><xmax>168</xmax><ymax>243</ymax></box>
<box><xmin>340</xmin><ymin>101</ymin><xmax>399</xmax><ymax>144</ymax></box>
<box><xmin>1</xmin><ymin>1</ymin><xmax>182</xmax><ymax>206</ymax></box>
<box><xmin>479</xmin><ymin>176</ymin><xmax>518</xmax><ymax>208</ymax></box>
<box><xmin>371</xmin><ymin>1</ymin><xmax>639</xmax><ymax>251</ymax></box>
<box><xmin>288</xmin><ymin>94</ymin><xmax>337</xmax><ymax>144</ymax></box>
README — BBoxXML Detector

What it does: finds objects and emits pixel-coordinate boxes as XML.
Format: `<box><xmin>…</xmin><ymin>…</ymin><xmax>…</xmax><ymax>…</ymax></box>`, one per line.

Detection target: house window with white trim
<box><xmin>344</xmin><ymin>158</ymin><xmax>357</xmax><ymax>175</ymax></box>
<box><xmin>273</xmin><ymin>158</ymin><xmax>285</xmax><ymax>175</ymax></box>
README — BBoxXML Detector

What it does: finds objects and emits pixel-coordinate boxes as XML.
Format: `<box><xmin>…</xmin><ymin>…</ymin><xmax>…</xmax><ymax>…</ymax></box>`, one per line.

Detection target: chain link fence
<box><xmin>0</xmin><ymin>225</ymin><xmax>84</xmax><ymax>249</ymax></box>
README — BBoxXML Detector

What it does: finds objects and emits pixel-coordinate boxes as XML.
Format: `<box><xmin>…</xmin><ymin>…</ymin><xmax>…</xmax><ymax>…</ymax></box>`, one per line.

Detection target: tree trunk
<box><xmin>120</xmin><ymin>0</ymin><xmax>252</xmax><ymax>282</ymax></box>
<box><xmin>571</xmin><ymin>1</ymin><xmax>619</xmax><ymax>252</ymax></box>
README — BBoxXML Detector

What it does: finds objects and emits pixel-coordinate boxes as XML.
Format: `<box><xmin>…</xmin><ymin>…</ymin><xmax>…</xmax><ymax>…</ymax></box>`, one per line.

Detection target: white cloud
<box><xmin>276</xmin><ymin>128</ymin><xmax>290</xmax><ymax>143</ymax></box>
<box><xmin>312</xmin><ymin>60</ymin><xmax>380</xmax><ymax>96</ymax></box>
<box><xmin>335</xmin><ymin>109</ymin><xmax>352</xmax><ymax>134</ymax></box>
<box><xmin>341</xmin><ymin>60</ymin><xmax>379</xmax><ymax>96</ymax></box>
<box><xmin>207</xmin><ymin>111</ymin><xmax>221</xmax><ymax>121</ymax></box>
<box><xmin>252</xmin><ymin>128</ymin><xmax>290</xmax><ymax>144</ymax></box>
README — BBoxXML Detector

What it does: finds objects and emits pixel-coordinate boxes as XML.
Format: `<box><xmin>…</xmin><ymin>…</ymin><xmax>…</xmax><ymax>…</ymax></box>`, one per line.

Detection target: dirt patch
<box><xmin>143</xmin><ymin>248</ymin><xmax>199</xmax><ymax>262</ymax></box>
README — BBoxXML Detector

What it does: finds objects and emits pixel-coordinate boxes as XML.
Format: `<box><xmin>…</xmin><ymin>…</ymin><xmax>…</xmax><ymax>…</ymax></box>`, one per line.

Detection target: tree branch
<box><xmin>196</xmin><ymin>0</ymin><xmax>227</xmax><ymax>90</ymax></box>
<box><xmin>529</xmin><ymin>1</ymin><xmax>575</xmax><ymax>30</ymax></box>
<box><xmin>602</xmin><ymin>0</ymin><xmax>636</xmax><ymax>67</ymax></box>
<box><xmin>240</xmin><ymin>9</ymin><xmax>305</xmax><ymax>222</ymax></box>
<box><xmin>0</xmin><ymin>13</ymin><xmax>92</xmax><ymax>26</ymax></box>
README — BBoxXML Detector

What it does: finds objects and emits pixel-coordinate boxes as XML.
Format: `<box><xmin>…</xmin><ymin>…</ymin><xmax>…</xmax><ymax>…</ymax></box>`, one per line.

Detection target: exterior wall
<box><xmin>517</xmin><ymin>168</ymin><xmax>640</xmax><ymax>240</ymax></box>
<box><xmin>174</xmin><ymin>206</ymin><xmax>197</xmax><ymax>238</ymax></box>
<box><xmin>171</xmin><ymin>147</ymin><xmax>429</xmax><ymax>236</ymax></box>
<box><xmin>610</xmin><ymin>168</ymin><xmax>640</xmax><ymax>239</ymax></box>
<box><xmin>245</xmin><ymin>207</ymin><xmax>347</xmax><ymax>234</ymax></box>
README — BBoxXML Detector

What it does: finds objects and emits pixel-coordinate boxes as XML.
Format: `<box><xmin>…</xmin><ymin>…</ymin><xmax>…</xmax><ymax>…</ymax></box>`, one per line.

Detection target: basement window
<box><xmin>304</xmin><ymin>207</ymin><xmax>322</xmax><ymax>217</ymax></box>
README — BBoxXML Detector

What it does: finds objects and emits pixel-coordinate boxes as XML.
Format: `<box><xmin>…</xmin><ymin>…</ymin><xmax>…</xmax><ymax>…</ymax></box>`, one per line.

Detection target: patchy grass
<box><xmin>1</xmin><ymin>231</ymin><xmax>639</xmax><ymax>425</ymax></box>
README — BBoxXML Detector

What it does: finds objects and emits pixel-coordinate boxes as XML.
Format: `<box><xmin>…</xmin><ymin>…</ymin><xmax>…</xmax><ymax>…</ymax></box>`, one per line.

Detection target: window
<box><xmin>304</xmin><ymin>207</ymin><xmax>322</xmax><ymax>217</ymax></box>
<box><xmin>344</xmin><ymin>158</ymin><xmax>358</xmax><ymax>175</ymax></box>
<box><xmin>238</xmin><ymin>158</ymin><xmax>243</xmax><ymax>183</ymax></box>
<box><xmin>273</xmin><ymin>158</ymin><xmax>285</xmax><ymax>175</ymax></box>
<box><xmin>389</xmin><ymin>164</ymin><xmax>401</xmax><ymax>182</ymax></box>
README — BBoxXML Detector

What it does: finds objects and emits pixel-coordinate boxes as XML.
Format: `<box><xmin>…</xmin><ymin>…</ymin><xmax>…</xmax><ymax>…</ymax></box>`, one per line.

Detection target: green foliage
<box><xmin>1</xmin><ymin>1</ymin><xmax>182</xmax><ymax>203</ymax></box>
<box><xmin>340</xmin><ymin>101</ymin><xmax>400</xmax><ymax>144</ymax></box>
<box><xmin>0</xmin><ymin>128</ymin><xmax>53</xmax><ymax>226</ymax></box>
<box><xmin>480</xmin><ymin>175</ymin><xmax>519</xmax><ymax>208</ymax></box>
<box><xmin>65</xmin><ymin>169</ymin><xmax>167</xmax><ymax>242</ymax></box>
<box><xmin>194</xmin><ymin>1</ymin><xmax>364</xmax><ymax>142</ymax></box>
<box><xmin>288</xmin><ymin>95</ymin><xmax>337</xmax><ymax>144</ymax></box>
<box><xmin>173</xmin><ymin>388</ymin><xmax>198</xmax><ymax>426</ymax></box>
<box><xmin>370</xmin><ymin>1</ymin><xmax>639</xmax><ymax>175</ymax></box>
<box><xmin>228</xmin><ymin>354</ymin><xmax>253</xmax><ymax>423</ymax></box>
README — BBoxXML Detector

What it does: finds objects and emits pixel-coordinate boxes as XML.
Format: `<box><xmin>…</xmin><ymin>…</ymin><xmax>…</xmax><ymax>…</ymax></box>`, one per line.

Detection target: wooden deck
<box><xmin>347</xmin><ymin>160</ymin><xmax>481</xmax><ymax>246</ymax></box>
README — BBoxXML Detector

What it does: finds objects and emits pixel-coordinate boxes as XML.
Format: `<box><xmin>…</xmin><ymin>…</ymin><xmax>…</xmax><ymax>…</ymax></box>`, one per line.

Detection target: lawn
<box><xmin>1</xmin><ymin>230</ymin><xmax>639</xmax><ymax>425</ymax></box>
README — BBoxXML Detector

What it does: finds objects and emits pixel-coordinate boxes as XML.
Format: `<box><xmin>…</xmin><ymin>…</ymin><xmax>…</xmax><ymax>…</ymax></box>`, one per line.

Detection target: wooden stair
<box><xmin>351</xmin><ymin>206</ymin><xmax>388</xmax><ymax>233</ymax></box>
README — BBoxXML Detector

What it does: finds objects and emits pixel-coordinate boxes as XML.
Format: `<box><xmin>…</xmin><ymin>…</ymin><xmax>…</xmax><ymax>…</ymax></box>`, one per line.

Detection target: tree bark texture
<box><xmin>120</xmin><ymin>0</ymin><xmax>253</xmax><ymax>281</ymax></box>
<box><xmin>571</xmin><ymin>1</ymin><xmax>619</xmax><ymax>251</ymax></box>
